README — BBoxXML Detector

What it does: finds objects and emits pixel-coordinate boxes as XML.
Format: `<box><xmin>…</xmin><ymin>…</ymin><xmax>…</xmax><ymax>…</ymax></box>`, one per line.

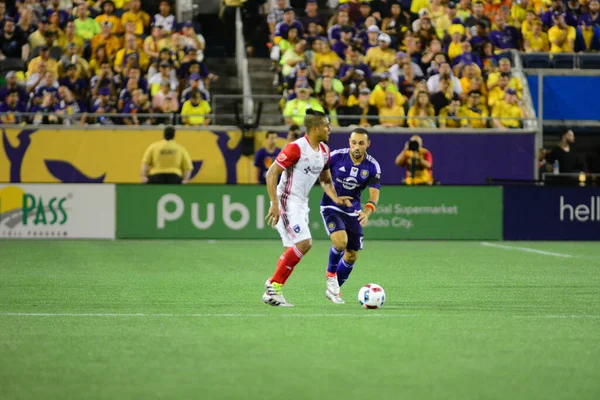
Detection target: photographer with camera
<box><xmin>394</xmin><ymin>135</ymin><xmax>434</xmax><ymax>185</ymax></box>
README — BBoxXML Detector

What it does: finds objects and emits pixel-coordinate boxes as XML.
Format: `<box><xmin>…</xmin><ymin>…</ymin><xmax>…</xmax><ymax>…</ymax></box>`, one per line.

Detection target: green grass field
<box><xmin>1</xmin><ymin>240</ymin><xmax>599</xmax><ymax>400</ymax></box>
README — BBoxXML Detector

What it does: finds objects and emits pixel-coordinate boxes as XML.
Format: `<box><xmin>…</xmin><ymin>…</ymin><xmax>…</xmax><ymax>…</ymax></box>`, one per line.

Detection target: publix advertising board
<box><xmin>0</xmin><ymin>184</ymin><xmax>115</xmax><ymax>239</ymax></box>
<box><xmin>116</xmin><ymin>186</ymin><xmax>502</xmax><ymax>240</ymax></box>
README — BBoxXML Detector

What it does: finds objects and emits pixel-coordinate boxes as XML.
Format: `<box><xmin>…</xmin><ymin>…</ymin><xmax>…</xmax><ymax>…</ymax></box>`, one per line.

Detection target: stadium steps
<box><xmin>204</xmin><ymin>57</ymin><xmax>241</xmax><ymax>126</ymax></box>
<box><xmin>247</xmin><ymin>58</ymin><xmax>284</xmax><ymax>126</ymax></box>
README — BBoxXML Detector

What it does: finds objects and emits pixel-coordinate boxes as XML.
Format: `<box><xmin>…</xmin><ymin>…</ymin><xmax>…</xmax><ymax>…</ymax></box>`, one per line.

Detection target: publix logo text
<box><xmin>0</xmin><ymin>186</ymin><xmax>69</xmax><ymax>231</ymax></box>
<box><xmin>157</xmin><ymin>194</ymin><xmax>267</xmax><ymax>230</ymax></box>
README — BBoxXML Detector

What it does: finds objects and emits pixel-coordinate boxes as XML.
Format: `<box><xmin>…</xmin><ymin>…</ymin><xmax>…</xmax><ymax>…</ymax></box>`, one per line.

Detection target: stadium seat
<box><xmin>579</xmin><ymin>54</ymin><xmax>600</xmax><ymax>70</ymax></box>
<box><xmin>552</xmin><ymin>54</ymin><xmax>576</xmax><ymax>69</ymax></box>
<box><xmin>522</xmin><ymin>54</ymin><xmax>551</xmax><ymax>68</ymax></box>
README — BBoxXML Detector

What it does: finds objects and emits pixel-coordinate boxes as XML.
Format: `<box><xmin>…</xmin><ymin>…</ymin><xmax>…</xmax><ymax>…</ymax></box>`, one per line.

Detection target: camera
<box><xmin>408</xmin><ymin>140</ymin><xmax>420</xmax><ymax>151</ymax></box>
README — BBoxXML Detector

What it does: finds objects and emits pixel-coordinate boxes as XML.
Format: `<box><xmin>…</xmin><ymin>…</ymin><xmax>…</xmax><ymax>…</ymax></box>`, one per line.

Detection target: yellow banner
<box><xmin>0</xmin><ymin>128</ymin><xmax>284</xmax><ymax>184</ymax></box>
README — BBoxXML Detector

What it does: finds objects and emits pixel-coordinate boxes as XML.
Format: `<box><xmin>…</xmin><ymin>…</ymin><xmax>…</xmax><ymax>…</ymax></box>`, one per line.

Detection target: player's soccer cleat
<box><xmin>263</xmin><ymin>279</ymin><xmax>294</xmax><ymax>307</ymax></box>
<box><xmin>326</xmin><ymin>274</ymin><xmax>345</xmax><ymax>304</ymax></box>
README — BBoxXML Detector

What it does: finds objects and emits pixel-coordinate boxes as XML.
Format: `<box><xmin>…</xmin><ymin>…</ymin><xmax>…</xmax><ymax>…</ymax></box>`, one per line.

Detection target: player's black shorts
<box><xmin>148</xmin><ymin>173</ymin><xmax>182</xmax><ymax>184</ymax></box>
<box><xmin>320</xmin><ymin>207</ymin><xmax>364</xmax><ymax>251</ymax></box>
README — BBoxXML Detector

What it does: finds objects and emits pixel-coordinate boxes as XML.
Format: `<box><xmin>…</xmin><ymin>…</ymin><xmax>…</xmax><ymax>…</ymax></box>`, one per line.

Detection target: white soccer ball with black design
<box><xmin>357</xmin><ymin>284</ymin><xmax>385</xmax><ymax>309</ymax></box>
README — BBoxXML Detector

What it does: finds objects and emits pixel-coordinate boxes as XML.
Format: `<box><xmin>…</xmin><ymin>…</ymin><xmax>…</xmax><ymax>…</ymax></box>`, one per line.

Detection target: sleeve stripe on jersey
<box><xmin>330</xmin><ymin>148</ymin><xmax>349</xmax><ymax>156</ymax></box>
<box><xmin>274</xmin><ymin>160</ymin><xmax>287</xmax><ymax>169</ymax></box>
<box><xmin>366</xmin><ymin>154</ymin><xmax>382</xmax><ymax>174</ymax></box>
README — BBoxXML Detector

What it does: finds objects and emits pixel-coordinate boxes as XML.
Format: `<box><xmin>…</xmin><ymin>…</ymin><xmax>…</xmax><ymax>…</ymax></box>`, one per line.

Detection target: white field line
<box><xmin>480</xmin><ymin>242</ymin><xmax>573</xmax><ymax>258</ymax></box>
<box><xmin>1</xmin><ymin>313</ymin><xmax>598</xmax><ymax>319</ymax></box>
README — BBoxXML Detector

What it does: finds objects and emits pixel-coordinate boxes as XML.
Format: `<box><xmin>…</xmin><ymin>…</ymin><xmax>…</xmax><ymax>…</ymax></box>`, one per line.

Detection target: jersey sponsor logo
<box><xmin>339</xmin><ymin>166</ymin><xmax>346</xmax><ymax>172</ymax></box>
<box><xmin>361</xmin><ymin>169</ymin><xmax>369</xmax><ymax>179</ymax></box>
<box><xmin>293</xmin><ymin>224</ymin><xmax>301</xmax><ymax>233</ymax></box>
<box><xmin>350</xmin><ymin>167</ymin><xmax>358</xmax><ymax>177</ymax></box>
<box><xmin>277</xmin><ymin>152</ymin><xmax>287</xmax><ymax>161</ymax></box>
<box><xmin>341</xmin><ymin>176</ymin><xmax>359</xmax><ymax>190</ymax></box>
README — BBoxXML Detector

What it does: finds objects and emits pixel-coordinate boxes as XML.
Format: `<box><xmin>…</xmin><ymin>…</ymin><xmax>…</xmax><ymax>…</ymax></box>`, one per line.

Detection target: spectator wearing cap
<box><xmin>541</xmin><ymin>0</ymin><xmax>565</xmax><ymax>28</ymax></box>
<box><xmin>378</xmin><ymin>90</ymin><xmax>406</xmax><ymax>127</ymax></box>
<box><xmin>574</xmin><ymin>18</ymin><xmax>600</xmax><ymax>51</ymax></box>
<box><xmin>281</xmin><ymin>39</ymin><xmax>307</xmax><ymax>77</ymax></box>
<box><xmin>339</xmin><ymin>46</ymin><xmax>373</xmax><ymax>84</ymax></box>
<box><xmin>180</xmin><ymin>73</ymin><xmax>207</xmax><ymax>103</ymax></box>
<box><xmin>121</xmin><ymin>0</ymin><xmax>150</xmax><ymax>36</ymax></box>
<box><xmin>181</xmin><ymin>90</ymin><xmax>211</xmax><ymax>126</ymax></box>
<box><xmin>492</xmin><ymin>88</ymin><xmax>527</xmax><ymax>129</ymax></box>
<box><xmin>180</xmin><ymin>22</ymin><xmax>206</xmax><ymax>62</ymax></box>
<box><xmin>95</xmin><ymin>1</ymin><xmax>122</xmax><ymax>34</ymax></box>
<box><xmin>578</xmin><ymin>0</ymin><xmax>600</xmax><ymax>27</ymax></box>
<box><xmin>27</xmin><ymin>46</ymin><xmax>58</xmax><ymax>78</ymax></box>
<box><xmin>153</xmin><ymin>0</ymin><xmax>176</xmax><ymax>34</ymax></box>
<box><xmin>114</xmin><ymin>33</ymin><xmax>149</xmax><ymax>73</ymax></box>
<box><xmin>412</xmin><ymin>8</ymin><xmax>431</xmax><ymax>32</ymax></box>
<box><xmin>0</xmin><ymin>17</ymin><xmax>28</xmax><ymax>61</ymax></box>
<box><xmin>489</xmin><ymin>14</ymin><xmax>521</xmax><ymax>52</ymax></box>
<box><xmin>460</xmin><ymin>89</ymin><xmax>489</xmax><ymax>128</ymax></box>
<box><xmin>332</xmin><ymin>25</ymin><xmax>354</xmax><ymax>60</ymax></box>
<box><xmin>153</xmin><ymin>79</ymin><xmax>179</xmax><ymax>111</ymax></box>
<box><xmin>143</xmin><ymin>23</ymin><xmax>169</xmax><ymax>60</ymax></box>
<box><xmin>149</xmin><ymin>61</ymin><xmax>178</xmax><ymax>95</ymax></box>
<box><xmin>486</xmin><ymin>58</ymin><xmax>522</xmax><ymax>95</ymax></box>
<box><xmin>327</xmin><ymin>7</ymin><xmax>354</xmax><ymax>44</ymax></box>
<box><xmin>363</xmin><ymin>24</ymin><xmax>381</xmax><ymax>51</ymax></box>
<box><xmin>312</xmin><ymin>38</ymin><xmax>341</xmax><ymax>74</ymax></box>
<box><xmin>338</xmin><ymin>87</ymin><xmax>379</xmax><ymax>127</ymax></box>
<box><xmin>75</xmin><ymin>4</ymin><xmax>101</xmax><ymax>41</ymax></box>
<box><xmin>0</xmin><ymin>88</ymin><xmax>27</xmax><ymax>124</ymax></box>
<box><xmin>59</xmin><ymin>42</ymin><xmax>91</xmax><ymax>80</ymax></box>
<box><xmin>303</xmin><ymin>0</ymin><xmax>326</xmax><ymax>35</ymax></box>
<box><xmin>92</xmin><ymin>21</ymin><xmax>121</xmax><ymax>61</ymax></box>
<box><xmin>407</xmin><ymin>91</ymin><xmax>436</xmax><ymax>128</ymax></box>
<box><xmin>465</xmin><ymin>1</ymin><xmax>491</xmax><ymax>29</ymax></box>
<box><xmin>283</xmin><ymin>83</ymin><xmax>324</xmax><ymax>126</ymax></box>
<box><xmin>28</xmin><ymin>17</ymin><xmax>50</xmax><ymax>50</ymax></box>
<box><xmin>59</xmin><ymin>63</ymin><xmax>89</xmax><ymax>99</ymax></box>
<box><xmin>0</xmin><ymin>72</ymin><xmax>28</xmax><ymax>103</ymax></box>
<box><xmin>364</xmin><ymin>33</ymin><xmax>395</xmax><ymax>76</ymax></box>
<box><xmin>284</xmin><ymin>62</ymin><xmax>314</xmax><ymax>95</ymax></box>
<box><xmin>381</xmin><ymin>1</ymin><xmax>411</xmax><ymax>45</ymax></box>
<box><xmin>91</xmin><ymin>87</ymin><xmax>117</xmax><ymax>116</ymax></box>
<box><xmin>57</xmin><ymin>21</ymin><xmax>85</xmax><ymax>57</ymax></box>
<box><xmin>549</xmin><ymin>12</ymin><xmax>576</xmax><ymax>52</ymax></box>
<box><xmin>524</xmin><ymin>20</ymin><xmax>550</xmax><ymax>52</ymax></box>
<box><xmin>370</xmin><ymin>72</ymin><xmax>405</xmax><ymax>109</ymax></box>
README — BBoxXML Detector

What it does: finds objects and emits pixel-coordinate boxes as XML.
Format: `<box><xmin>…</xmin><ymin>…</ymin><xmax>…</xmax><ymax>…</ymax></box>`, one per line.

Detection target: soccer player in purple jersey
<box><xmin>320</xmin><ymin>128</ymin><xmax>381</xmax><ymax>304</ymax></box>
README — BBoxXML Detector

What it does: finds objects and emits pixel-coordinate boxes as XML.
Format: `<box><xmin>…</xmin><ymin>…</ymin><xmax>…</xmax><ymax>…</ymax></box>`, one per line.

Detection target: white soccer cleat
<box><xmin>263</xmin><ymin>279</ymin><xmax>294</xmax><ymax>307</ymax></box>
<box><xmin>325</xmin><ymin>275</ymin><xmax>345</xmax><ymax>304</ymax></box>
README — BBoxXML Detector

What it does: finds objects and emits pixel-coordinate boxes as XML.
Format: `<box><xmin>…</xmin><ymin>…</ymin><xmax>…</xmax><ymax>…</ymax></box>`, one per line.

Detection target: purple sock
<box><xmin>327</xmin><ymin>247</ymin><xmax>344</xmax><ymax>274</ymax></box>
<box><xmin>337</xmin><ymin>258</ymin><xmax>354</xmax><ymax>287</ymax></box>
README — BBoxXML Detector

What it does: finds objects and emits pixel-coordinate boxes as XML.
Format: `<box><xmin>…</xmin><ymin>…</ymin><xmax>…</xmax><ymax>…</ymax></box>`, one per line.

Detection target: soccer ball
<box><xmin>357</xmin><ymin>284</ymin><xmax>385</xmax><ymax>309</ymax></box>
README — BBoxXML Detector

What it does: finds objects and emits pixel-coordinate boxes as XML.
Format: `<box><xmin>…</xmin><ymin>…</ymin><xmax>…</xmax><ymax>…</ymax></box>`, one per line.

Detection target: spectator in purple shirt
<box><xmin>254</xmin><ymin>131</ymin><xmax>281</xmax><ymax>184</ymax></box>
<box><xmin>332</xmin><ymin>25</ymin><xmax>354</xmax><ymax>60</ymax></box>
<box><xmin>33</xmin><ymin>72</ymin><xmax>59</xmax><ymax>106</ymax></box>
<box><xmin>60</xmin><ymin>64</ymin><xmax>89</xmax><ymax>100</ymax></box>
<box><xmin>452</xmin><ymin>41</ymin><xmax>483</xmax><ymax>69</ymax></box>
<box><xmin>302</xmin><ymin>0</ymin><xmax>325</xmax><ymax>34</ymax></box>
<box><xmin>328</xmin><ymin>7</ymin><xmax>354</xmax><ymax>43</ymax></box>
<box><xmin>488</xmin><ymin>15</ymin><xmax>521</xmax><ymax>51</ymax></box>
<box><xmin>0</xmin><ymin>88</ymin><xmax>27</xmax><ymax>124</ymax></box>
<box><xmin>275</xmin><ymin>8</ymin><xmax>304</xmax><ymax>42</ymax></box>
<box><xmin>542</xmin><ymin>0</ymin><xmax>566</xmax><ymax>28</ymax></box>
<box><xmin>339</xmin><ymin>46</ymin><xmax>373</xmax><ymax>85</ymax></box>
<box><xmin>579</xmin><ymin>0</ymin><xmax>600</xmax><ymax>27</ymax></box>
<box><xmin>0</xmin><ymin>71</ymin><xmax>28</xmax><ymax>104</ymax></box>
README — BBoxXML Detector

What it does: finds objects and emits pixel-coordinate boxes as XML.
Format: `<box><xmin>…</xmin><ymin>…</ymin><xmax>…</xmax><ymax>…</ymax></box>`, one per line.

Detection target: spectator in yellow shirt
<box><xmin>408</xmin><ymin>91</ymin><xmax>436</xmax><ymax>128</ymax></box>
<box><xmin>446</xmin><ymin>31</ymin><xmax>464</xmax><ymax>63</ymax></box>
<box><xmin>312</xmin><ymin>38</ymin><xmax>341</xmax><ymax>74</ymax></box>
<box><xmin>411</xmin><ymin>0</ymin><xmax>432</xmax><ymax>14</ymax></box>
<box><xmin>95</xmin><ymin>0</ymin><xmax>122</xmax><ymax>34</ymax></box>
<box><xmin>548</xmin><ymin>13</ymin><xmax>575</xmax><ymax>53</ymax></box>
<box><xmin>438</xmin><ymin>99</ymin><xmax>464</xmax><ymax>128</ymax></box>
<box><xmin>91</xmin><ymin>21</ymin><xmax>122</xmax><ymax>61</ymax></box>
<box><xmin>369</xmin><ymin>73</ymin><xmax>405</xmax><ymax>109</ymax></box>
<box><xmin>364</xmin><ymin>33</ymin><xmax>396</xmax><ymax>76</ymax></box>
<box><xmin>488</xmin><ymin>72</ymin><xmax>515</xmax><ymax>108</ymax></box>
<box><xmin>378</xmin><ymin>91</ymin><xmax>406</xmax><ymax>127</ymax></box>
<box><xmin>283</xmin><ymin>83</ymin><xmax>324</xmax><ymax>126</ymax></box>
<box><xmin>121</xmin><ymin>0</ymin><xmax>150</xmax><ymax>36</ymax></box>
<box><xmin>113</xmin><ymin>34</ymin><xmax>150</xmax><ymax>73</ymax></box>
<box><xmin>492</xmin><ymin>89</ymin><xmax>527</xmax><ymax>129</ymax></box>
<box><xmin>486</xmin><ymin>58</ymin><xmax>523</xmax><ymax>96</ymax></box>
<box><xmin>27</xmin><ymin>46</ymin><xmax>58</xmax><ymax>78</ymax></box>
<box><xmin>181</xmin><ymin>91</ymin><xmax>212</xmax><ymax>126</ymax></box>
<box><xmin>459</xmin><ymin>63</ymin><xmax>480</xmax><ymax>94</ymax></box>
<box><xmin>510</xmin><ymin>0</ymin><xmax>530</xmax><ymax>29</ymax></box>
<box><xmin>524</xmin><ymin>20</ymin><xmax>549</xmax><ymax>52</ymax></box>
<box><xmin>521</xmin><ymin>8</ymin><xmax>537</xmax><ymax>38</ymax></box>
<box><xmin>57</xmin><ymin>20</ymin><xmax>85</xmax><ymax>56</ymax></box>
<box><xmin>461</xmin><ymin>90</ymin><xmax>490</xmax><ymax>128</ymax></box>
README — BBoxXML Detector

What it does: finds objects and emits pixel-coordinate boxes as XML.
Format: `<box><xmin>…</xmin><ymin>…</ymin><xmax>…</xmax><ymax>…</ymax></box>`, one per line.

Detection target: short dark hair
<box><xmin>164</xmin><ymin>126</ymin><xmax>175</xmax><ymax>140</ymax></box>
<box><xmin>289</xmin><ymin>124</ymin><xmax>300</xmax><ymax>132</ymax></box>
<box><xmin>266</xmin><ymin>131</ymin><xmax>278</xmax><ymax>138</ymax></box>
<box><xmin>469</xmin><ymin>90</ymin><xmax>482</xmax><ymax>96</ymax></box>
<box><xmin>500</xmin><ymin>72</ymin><xmax>511</xmax><ymax>78</ymax></box>
<box><xmin>351</xmin><ymin>127</ymin><xmax>369</xmax><ymax>138</ymax></box>
<box><xmin>304</xmin><ymin>109</ymin><xmax>327</xmax><ymax>132</ymax></box>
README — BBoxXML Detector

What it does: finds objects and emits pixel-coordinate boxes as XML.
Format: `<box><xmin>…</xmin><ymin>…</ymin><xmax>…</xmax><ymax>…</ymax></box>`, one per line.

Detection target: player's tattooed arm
<box><xmin>358</xmin><ymin>188</ymin><xmax>380</xmax><ymax>227</ymax></box>
<box><xmin>265</xmin><ymin>162</ymin><xmax>285</xmax><ymax>227</ymax></box>
<box><xmin>319</xmin><ymin>168</ymin><xmax>353</xmax><ymax>207</ymax></box>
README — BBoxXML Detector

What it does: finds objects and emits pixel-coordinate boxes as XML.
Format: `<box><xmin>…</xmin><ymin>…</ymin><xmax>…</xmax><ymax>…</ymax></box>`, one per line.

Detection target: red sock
<box><xmin>271</xmin><ymin>246</ymin><xmax>304</xmax><ymax>285</ymax></box>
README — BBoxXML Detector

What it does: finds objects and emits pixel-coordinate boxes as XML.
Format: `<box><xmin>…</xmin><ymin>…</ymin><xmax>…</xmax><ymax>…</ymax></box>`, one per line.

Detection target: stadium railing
<box><xmin>236</xmin><ymin>7</ymin><xmax>254</xmax><ymax>125</ymax></box>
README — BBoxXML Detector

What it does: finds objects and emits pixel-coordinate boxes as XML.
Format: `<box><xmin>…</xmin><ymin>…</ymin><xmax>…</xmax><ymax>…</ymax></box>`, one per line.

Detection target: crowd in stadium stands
<box><xmin>264</xmin><ymin>0</ymin><xmax>599</xmax><ymax>128</ymax></box>
<box><xmin>0</xmin><ymin>0</ymin><xmax>217</xmax><ymax>126</ymax></box>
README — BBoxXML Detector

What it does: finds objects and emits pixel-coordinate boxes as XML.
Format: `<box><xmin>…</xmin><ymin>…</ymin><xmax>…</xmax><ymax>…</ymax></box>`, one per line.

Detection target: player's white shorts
<box><xmin>276</xmin><ymin>201</ymin><xmax>312</xmax><ymax>248</ymax></box>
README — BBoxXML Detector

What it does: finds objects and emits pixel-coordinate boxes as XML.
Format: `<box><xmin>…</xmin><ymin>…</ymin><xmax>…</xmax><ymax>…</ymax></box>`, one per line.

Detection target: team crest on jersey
<box><xmin>361</xmin><ymin>169</ymin><xmax>369</xmax><ymax>179</ymax></box>
<box><xmin>327</xmin><ymin>221</ymin><xmax>336</xmax><ymax>231</ymax></box>
<box><xmin>293</xmin><ymin>225</ymin><xmax>301</xmax><ymax>233</ymax></box>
